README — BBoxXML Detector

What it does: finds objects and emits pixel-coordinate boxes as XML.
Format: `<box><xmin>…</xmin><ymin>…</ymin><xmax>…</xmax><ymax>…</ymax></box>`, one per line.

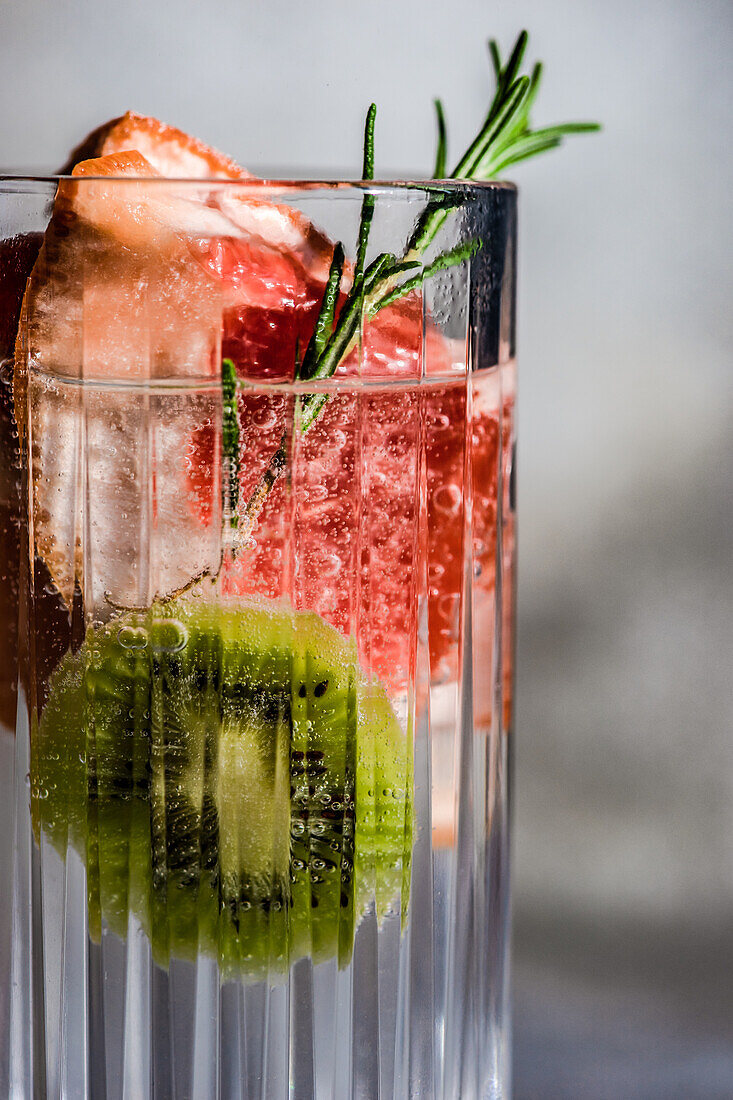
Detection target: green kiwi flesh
<box><xmin>35</xmin><ymin>598</ymin><xmax>411</xmax><ymax>979</ymax></box>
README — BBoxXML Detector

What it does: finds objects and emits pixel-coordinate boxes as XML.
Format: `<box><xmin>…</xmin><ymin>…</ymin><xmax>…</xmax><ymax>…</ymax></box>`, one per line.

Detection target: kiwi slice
<box><xmin>35</xmin><ymin>598</ymin><xmax>411</xmax><ymax>979</ymax></box>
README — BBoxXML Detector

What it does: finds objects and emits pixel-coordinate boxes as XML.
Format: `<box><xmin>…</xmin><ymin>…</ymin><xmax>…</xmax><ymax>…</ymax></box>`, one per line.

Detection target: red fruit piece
<box><xmin>60</xmin><ymin>111</ymin><xmax>250</xmax><ymax>179</ymax></box>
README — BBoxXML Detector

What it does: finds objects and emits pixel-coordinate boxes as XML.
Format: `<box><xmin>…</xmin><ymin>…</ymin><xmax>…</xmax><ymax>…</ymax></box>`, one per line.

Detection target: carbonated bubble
<box><xmin>117</xmin><ymin>625</ymin><xmax>148</xmax><ymax>650</ymax></box>
<box><xmin>151</xmin><ymin>618</ymin><xmax>188</xmax><ymax>654</ymax></box>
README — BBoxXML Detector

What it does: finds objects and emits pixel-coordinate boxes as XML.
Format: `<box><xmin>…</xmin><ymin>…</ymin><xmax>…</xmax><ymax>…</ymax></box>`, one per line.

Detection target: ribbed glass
<box><xmin>0</xmin><ymin>176</ymin><xmax>516</xmax><ymax>1099</ymax></box>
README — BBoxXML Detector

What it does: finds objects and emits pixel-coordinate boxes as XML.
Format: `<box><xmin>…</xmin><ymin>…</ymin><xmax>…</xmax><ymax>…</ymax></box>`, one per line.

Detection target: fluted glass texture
<box><xmin>0</xmin><ymin>176</ymin><xmax>516</xmax><ymax>1099</ymax></box>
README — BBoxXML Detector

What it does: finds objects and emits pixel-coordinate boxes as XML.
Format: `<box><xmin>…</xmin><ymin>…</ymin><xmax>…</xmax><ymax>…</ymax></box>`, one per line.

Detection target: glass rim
<box><xmin>0</xmin><ymin>173</ymin><xmax>516</xmax><ymax>197</ymax></box>
<box><xmin>21</xmin><ymin>365</ymin><xmax>505</xmax><ymax>396</ymax></box>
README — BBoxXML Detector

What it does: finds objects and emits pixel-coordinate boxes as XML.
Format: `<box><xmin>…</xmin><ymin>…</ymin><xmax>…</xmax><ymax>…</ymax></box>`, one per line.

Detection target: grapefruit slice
<box><xmin>16</xmin><ymin>131</ymin><xmax>337</xmax><ymax>615</ymax></box>
<box><xmin>59</xmin><ymin>111</ymin><xmax>251</xmax><ymax>180</ymax></box>
<box><xmin>17</xmin><ymin>116</ymin><xmax>338</xmax><ymax>617</ymax></box>
<box><xmin>62</xmin><ymin>113</ymin><xmax>335</xmax><ymax>289</ymax></box>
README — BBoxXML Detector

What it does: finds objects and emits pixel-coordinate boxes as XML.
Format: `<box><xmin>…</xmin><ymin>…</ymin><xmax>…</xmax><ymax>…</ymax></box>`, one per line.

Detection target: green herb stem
<box><xmin>433</xmin><ymin>99</ymin><xmax>447</xmax><ymax>178</ymax></box>
<box><xmin>299</xmin><ymin>242</ymin><xmax>345</xmax><ymax>381</ymax></box>
<box><xmin>354</xmin><ymin>104</ymin><xmax>377</xmax><ymax>283</ymax></box>
<box><xmin>221</xmin><ymin>358</ymin><xmax>240</xmax><ymax>534</ymax></box>
<box><xmin>368</xmin><ymin>239</ymin><xmax>479</xmax><ymax>315</ymax></box>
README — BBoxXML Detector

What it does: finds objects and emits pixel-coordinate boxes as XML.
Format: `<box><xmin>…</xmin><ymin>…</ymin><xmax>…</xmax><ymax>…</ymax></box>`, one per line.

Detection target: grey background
<box><xmin>2</xmin><ymin>0</ymin><xmax>732</xmax><ymax>1095</ymax></box>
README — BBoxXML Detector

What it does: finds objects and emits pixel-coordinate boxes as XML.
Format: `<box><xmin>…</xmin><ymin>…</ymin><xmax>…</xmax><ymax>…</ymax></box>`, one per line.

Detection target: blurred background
<box><xmin>2</xmin><ymin>1</ymin><xmax>732</xmax><ymax>1095</ymax></box>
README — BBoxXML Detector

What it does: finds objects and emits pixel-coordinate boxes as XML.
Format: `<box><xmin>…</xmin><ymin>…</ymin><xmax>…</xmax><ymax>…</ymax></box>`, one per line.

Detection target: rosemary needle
<box><xmin>432</xmin><ymin>99</ymin><xmax>447</xmax><ymax>179</ymax></box>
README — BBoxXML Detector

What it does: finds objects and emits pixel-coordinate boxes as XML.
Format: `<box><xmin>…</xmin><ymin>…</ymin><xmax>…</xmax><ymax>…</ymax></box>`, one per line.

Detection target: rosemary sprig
<box><xmin>413</xmin><ymin>30</ymin><xmax>599</xmax><ymax>252</ymax></box>
<box><xmin>229</xmin><ymin>30</ymin><xmax>599</xmax><ymax>546</ymax></box>
<box><xmin>298</xmin><ymin>30</ymin><xmax>599</xmax><ymax>418</ymax></box>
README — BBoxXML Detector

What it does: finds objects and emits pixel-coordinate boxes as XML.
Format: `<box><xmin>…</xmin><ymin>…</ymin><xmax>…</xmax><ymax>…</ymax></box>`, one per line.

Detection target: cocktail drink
<box><xmin>1</xmin><ymin>149</ymin><xmax>514</xmax><ymax>1097</ymax></box>
<box><xmin>0</xmin><ymin>33</ymin><xmax>595</xmax><ymax>1100</ymax></box>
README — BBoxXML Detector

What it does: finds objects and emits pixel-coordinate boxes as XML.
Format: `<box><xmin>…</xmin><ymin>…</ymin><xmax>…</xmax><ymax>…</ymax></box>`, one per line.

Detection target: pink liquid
<box><xmin>4</xmin><ymin>232</ymin><xmax>511</xmax><ymax>725</ymax></box>
<box><xmin>500</xmin><ymin>359</ymin><xmax>517</xmax><ymax>732</ymax></box>
<box><xmin>187</xmin><ymin>260</ymin><xmax>510</xmax><ymax>691</ymax></box>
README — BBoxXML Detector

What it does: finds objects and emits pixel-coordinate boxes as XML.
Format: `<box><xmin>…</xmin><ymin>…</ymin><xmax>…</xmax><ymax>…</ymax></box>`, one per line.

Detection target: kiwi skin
<box><xmin>35</xmin><ymin>598</ymin><xmax>411</xmax><ymax>979</ymax></box>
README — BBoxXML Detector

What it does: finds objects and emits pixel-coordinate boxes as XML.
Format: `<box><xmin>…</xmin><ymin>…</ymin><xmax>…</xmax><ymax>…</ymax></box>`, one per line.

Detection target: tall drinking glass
<box><xmin>0</xmin><ymin>174</ymin><xmax>516</xmax><ymax>1099</ymax></box>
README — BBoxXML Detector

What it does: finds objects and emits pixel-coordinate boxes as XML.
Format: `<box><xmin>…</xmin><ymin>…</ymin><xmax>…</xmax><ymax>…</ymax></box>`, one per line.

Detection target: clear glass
<box><xmin>0</xmin><ymin>174</ymin><xmax>516</xmax><ymax>1099</ymax></box>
